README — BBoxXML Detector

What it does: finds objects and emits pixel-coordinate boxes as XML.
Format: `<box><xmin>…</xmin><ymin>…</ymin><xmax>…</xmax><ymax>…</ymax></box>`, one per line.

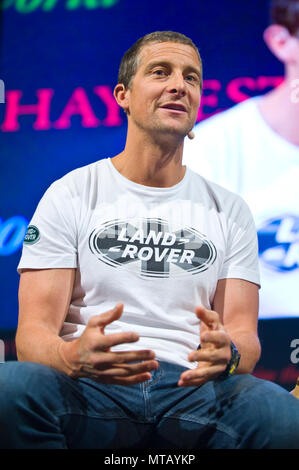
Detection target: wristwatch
<box><xmin>218</xmin><ymin>341</ymin><xmax>241</xmax><ymax>380</ymax></box>
<box><xmin>196</xmin><ymin>340</ymin><xmax>241</xmax><ymax>379</ymax></box>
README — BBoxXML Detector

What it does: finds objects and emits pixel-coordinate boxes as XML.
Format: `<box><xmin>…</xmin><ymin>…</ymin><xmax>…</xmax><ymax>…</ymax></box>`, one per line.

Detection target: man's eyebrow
<box><xmin>184</xmin><ymin>65</ymin><xmax>202</xmax><ymax>78</ymax></box>
<box><xmin>143</xmin><ymin>60</ymin><xmax>201</xmax><ymax>77</ymax></box>
<box><xmin>143</xmin><ymin>60</ymin><xmax>171</xmax><ymax>72</ymax></box>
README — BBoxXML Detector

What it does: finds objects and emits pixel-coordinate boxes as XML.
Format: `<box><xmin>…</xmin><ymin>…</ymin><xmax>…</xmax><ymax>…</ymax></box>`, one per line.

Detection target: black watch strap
<box><xmin>196</xmin><ymin>340</ymin><xmax>241</xmax><ymax>380</ymax></box>
<box><xmin>217</xmin><ymin>341</ymin><xmax>241</xmax><ymax>380</ymax></box>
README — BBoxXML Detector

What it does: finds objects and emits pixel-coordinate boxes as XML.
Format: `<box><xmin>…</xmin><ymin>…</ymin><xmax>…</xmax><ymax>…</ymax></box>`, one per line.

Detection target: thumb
<box><xmin>88</xmin><ymin>302</ymin><xmax>124</xmax><ymax>329</ymax></box>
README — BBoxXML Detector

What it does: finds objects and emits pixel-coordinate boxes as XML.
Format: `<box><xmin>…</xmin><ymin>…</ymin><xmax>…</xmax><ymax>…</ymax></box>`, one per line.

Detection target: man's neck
<box><xmin>111</xmin><ymin>130</ymin><xmax>187</xmax><ymax>188</ymax></box>
<box><xmin>258</xmin><ymin>78</ymin><xmax>299</xmax><ymax>147</ymax></box>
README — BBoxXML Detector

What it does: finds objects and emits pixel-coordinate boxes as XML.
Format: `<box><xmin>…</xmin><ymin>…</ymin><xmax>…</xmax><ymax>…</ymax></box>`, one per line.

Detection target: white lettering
<box><xmin>118</xmin><ymin>228</ymin><xmax>181</xmax><ymax>248</ymax></box>
<box><xmin>162</xmin><ymin>232</ymin><xmax>176</xmax><ymax>246</ymax></box>
<box><xmin>121</xmin><ymin>244</ymin><xmax>137</xmax><ymax>259</ymax></box>
<box><xmin>166</xmin><ymin>455</ymin><xmax>174</xmax><ymax>464</ymax></box>
<box><xmin>104</xmin><ymin>454</ymin><xmax>139</xmax><ymax>467</ymax></box>
<box><xmin>119</xmin><ymin>242</ymin><xmax>198</xmax><ymax>266</ymax></box>
<box><xmin>166</xmin><ymin>248</ymin><xmax>181</xmax><ymax>263</ymax></box>
<box><xmin>130</xmin><ymin>229</ymin><xmax>144</xmax><ymax>244</ymax></box>
<box><xmin>283</xmin><ymin>242</ymin><xmax>299</xmax><ymax>267</ymax></box>
<box><xmin>147</xmin><ymin>454</ymin><xmax>196</xmax><ymax>464</ymax></box>
<box><xmin>138</xmin><ymin>247</ymin><xmax>153</xmax><ymax>261</ymax></box>
<box><xmin>0</xmin><ymin>340</ymin><xmax>4</xmax><ymax>363</ymax></box>
<box><xmin>158</xmin><ymin>455</ymin><xmax>166</xmax><ymax>464</ymax></box>
<box><xmin>179</xmin><ymin>250</ymin><xmax>195</xmax><ymax>264</ymax></box>
<box><xmin>148</xmin><ymin>454</ymin><xmax>159</xmax><ymax>464</ymax></box>
<box><xmin>276</xmin><ymin>217</ymin><xmax>299</xmax><ymax>243</ymax></box>
<box><xmin>117</xmin><ymin>227</ymin><xmax>129</xmax><ymax>242</ymax></box>
<box><xmin>262</xmin><ymin>247</ymin><xmax>285</xmax><ymax>262</ymax></box>
<box><xmin>145</xmin><ymin>230</ymin><xmax>163</xmax><ymax>245</ymax></box>
<box><xmin>290</xmin><ymin>339</ymin><xmax>299</xmax><ymax>364</ymax></box>
<box><xmin>154</xmin><ymin>247</ymin><xmax>170</xmax><ymax>262</ymax></box>
<box><xmin>0</xmin><ymin>80</ymin><xmax>4</xmax><ymax>104</ymax></box>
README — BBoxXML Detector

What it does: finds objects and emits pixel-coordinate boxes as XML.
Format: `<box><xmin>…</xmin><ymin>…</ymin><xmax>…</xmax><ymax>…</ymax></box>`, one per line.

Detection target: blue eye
<box><xmin>154</xmin><ymin>70</ymin><xmax>165</xmax><ymax>75</ymax></box>
<box><xmin>186</xmin><ymin>75</ymin><xmax>197</xmax><ymax>82</ymax></box>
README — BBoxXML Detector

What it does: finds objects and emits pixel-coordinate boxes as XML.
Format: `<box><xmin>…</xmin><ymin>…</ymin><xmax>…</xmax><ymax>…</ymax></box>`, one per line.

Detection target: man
<box><xmin>183</xmin><ymin>0</ymin><xmax>299</xmax><ymax>318</ymax></box>
<box><xmin>1</xmin><ymin>31</ymin><xmax>299</xmax><ymax>449</ymax></box>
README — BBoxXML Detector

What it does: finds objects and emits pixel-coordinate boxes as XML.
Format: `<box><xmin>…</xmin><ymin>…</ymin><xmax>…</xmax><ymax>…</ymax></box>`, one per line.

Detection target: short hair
<box><xmin>271</xmin><ymin>0</ymin><xmax>299</xmax><ymax>35</ymax></box>
<box><xmin>117</xmin><ymin>31</ymin><xmax>203</xmax><ymax>93</ymax></box>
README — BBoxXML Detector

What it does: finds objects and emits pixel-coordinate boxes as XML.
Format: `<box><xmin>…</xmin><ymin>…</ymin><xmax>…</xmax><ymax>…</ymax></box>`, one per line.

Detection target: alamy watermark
<box><xmin>290</xmin><ymin>339</ymin><xmax>299</xmax><ymax>364</ymax></box>
<box><xmin>0</xmin><ymin>340</ymin><xmax>5</xmax><ymax>362</ymax></box>
<box><xmin>0</xmin><ymin>80</ymin><xmax>5</xmax><ymax>104</ymax></box>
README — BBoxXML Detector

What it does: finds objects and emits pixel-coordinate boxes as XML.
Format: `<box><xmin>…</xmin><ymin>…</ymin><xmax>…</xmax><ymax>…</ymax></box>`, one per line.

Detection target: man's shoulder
<box><xmin>58</xmin><ymin>159</ymin><xmax>104</xmax><ymax>183</ymax></box>
<box><xmin>50</xmin><ymin>158</ymin><xmax>106</xmax><ymax>193</ymax></box>
<box><xmin>189</xmin><ymin>168</ymin><xmax>247</xmax><ymax>210</ymax></box>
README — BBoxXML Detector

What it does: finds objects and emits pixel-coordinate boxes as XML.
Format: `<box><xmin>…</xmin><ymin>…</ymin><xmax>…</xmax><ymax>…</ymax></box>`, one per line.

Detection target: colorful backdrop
<box><xmin>1</xmin><ymin>0</ymin><xmax>298</xmax><ymax>389</ymax></box>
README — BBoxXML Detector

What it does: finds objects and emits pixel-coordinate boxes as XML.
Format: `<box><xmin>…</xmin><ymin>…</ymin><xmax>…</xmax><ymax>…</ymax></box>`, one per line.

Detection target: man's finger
<box><xmin>178</xmin><ymin>364</ymin><xmax>225</xmax><ymax>386</ymax></box>
<box><xmin>96</xmin><ymin>373</ymin><xmax>153</xmax><ymax>386</ymax></box>
<box><xmin>188</xmin><ymin>348</ymin><xmax>221</xmax><ymax>364</ymax></box>
<box><xmin>200</xmin><ymin>330</ymin><xmax>229</xmax><ymax>349</ymax></box>
<box><xmin>92</xmin><ymin>349</ymin><xmax>157</xmax><ymax>366</ymax></box>
<box><xmin>188</xmin><ymin>346</ymin><xmax>227</xmax><ymax>364</ymax></box>
<box><xmin>94</xmin><ymin>331</ymin><xmax>140</xmax><ymax>350</ymax></box>
<box><xmin>88</xmin><ymin>303</ymin><xmax>124</xmax><ymax>328</ymax></box>
<box><xmin>93</xmin><ymin>360</ymin><xmax>159</xmax><ymax>377</ymax></box>
<box><xmin>195</xmin><ymin>306</ymin><xmax>220</xmax><ymax>331</ymax></box>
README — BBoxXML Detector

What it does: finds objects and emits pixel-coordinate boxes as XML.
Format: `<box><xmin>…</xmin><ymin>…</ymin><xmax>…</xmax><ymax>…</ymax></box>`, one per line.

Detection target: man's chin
<box><xmin>155</xmin><ymin>124</ymin><xmax>191</xmax><ymax>139</ymax></box>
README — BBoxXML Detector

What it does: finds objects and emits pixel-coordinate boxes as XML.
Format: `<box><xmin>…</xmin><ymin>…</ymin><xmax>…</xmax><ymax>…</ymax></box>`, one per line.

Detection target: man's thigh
<box><xmin>151</xmin><ymin>370</ymin><xmax>299</xmax><ymax>449</ymax></box>
<box><xmin>0</xmin><ymin>361</ymin><xmax>152</xmax><ymax>449</ymax></box>
<box><xmin>2</xmin><ymin>361</ymin><xmax>299</xmax><ymax>449</ymax></box>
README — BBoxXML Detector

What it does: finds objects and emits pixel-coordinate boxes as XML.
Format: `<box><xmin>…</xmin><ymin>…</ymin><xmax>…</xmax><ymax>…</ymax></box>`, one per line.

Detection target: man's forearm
<box><xmin>228</xmin><ymin>330</ymin><xmax>261</xmax><ymax>374</ymax></box>
<box><xmin>15</xmin><ymin>325</ymin><xmax>78</xmax><ymax>377</ymax></box>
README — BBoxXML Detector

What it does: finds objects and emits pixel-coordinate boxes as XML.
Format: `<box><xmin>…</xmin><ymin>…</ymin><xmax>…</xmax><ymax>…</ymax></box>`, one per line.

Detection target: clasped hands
<box><xmin>62</xmin><ymin>303</ymin><xmax>232</xmax><ymax>387</ymax></box>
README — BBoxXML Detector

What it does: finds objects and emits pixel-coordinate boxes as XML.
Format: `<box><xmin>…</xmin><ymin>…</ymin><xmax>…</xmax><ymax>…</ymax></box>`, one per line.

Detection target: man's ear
<box><xmin>114</xmin><ymin>83</ymin><xmax>130</xmax><ymax>114</ymax></box>
<box><xmin>263</xmin><ymin>24</ymin><xmax>294</xmax><ymax>63</ymax></box>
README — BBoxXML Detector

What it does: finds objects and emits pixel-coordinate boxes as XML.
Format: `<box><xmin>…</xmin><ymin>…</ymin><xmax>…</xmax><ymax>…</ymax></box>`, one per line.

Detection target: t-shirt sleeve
<box><xmin>17</xmin><ymin>181</ymin><xmax>78</xmax><ymax>273</ymax></box>
<box><xmin>219</xmin><ymin>196</ymin><xmax>260</xmax><ymax>287</ymax></box>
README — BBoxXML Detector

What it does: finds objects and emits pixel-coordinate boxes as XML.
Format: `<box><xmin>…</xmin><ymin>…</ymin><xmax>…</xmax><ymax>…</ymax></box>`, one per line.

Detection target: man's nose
<box><xmin>167</xmin><ymin>74</ymin><xmax>186</xmax><ymax>95</ymax></box>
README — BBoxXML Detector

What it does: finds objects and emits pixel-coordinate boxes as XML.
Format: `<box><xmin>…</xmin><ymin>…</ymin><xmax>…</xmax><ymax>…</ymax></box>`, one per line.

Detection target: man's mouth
<box><xmin>159</xmin><ymin>103</ymin><xmax>187</xmax><ymax>113</ymax></box>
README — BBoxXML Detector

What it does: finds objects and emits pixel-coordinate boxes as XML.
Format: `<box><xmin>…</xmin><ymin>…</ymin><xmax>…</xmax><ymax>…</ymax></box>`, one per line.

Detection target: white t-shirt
<box><xmin>18</xmin><ymin>157</ymin><xmax>259</xmax><ymax>369</ymax></box>
<box><xmin>183</xmin><ymin>96</ymin><xmax>299</xmax><ymax>318</ymax></box>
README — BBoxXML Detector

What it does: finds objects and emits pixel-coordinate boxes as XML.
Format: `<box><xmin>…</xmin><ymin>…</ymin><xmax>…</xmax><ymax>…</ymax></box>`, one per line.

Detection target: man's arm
<box><xmin>16</xmin><ymin>268</ymin><xmax>76</xmax><ymax>372</ymax></box>
<box><xmin>178</xmin><ymin>278</ymin><xmax>261</xmax><ymax>386</ymax></box>
<box><xmin>16</xmin><ymin>268</ymin><xmax>158</xmax><ymax>384</ymax></box>
<box><xmin>212</xmin><ymin>278</ymin><xmax>261</xmax><ymax>374</ymax></box>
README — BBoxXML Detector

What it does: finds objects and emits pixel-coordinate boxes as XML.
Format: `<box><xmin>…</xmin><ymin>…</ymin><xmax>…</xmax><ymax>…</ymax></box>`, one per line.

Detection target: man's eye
<box><xmin>186</xmin><ymin>75</ymin><xmax>197</xmax><ymax>82</ymax></box>
<box><xmin>153</xmin><ymin>69</ymin><xmax>166</xmax><ymax>76</ymax></box>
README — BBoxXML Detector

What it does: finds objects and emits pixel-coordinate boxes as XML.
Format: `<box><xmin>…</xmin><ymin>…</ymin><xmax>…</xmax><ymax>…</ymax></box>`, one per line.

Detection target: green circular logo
<box><xmin>24</xmin><ymin>225</ymin><xmax>40</xmax><ymax>245</ymax></box>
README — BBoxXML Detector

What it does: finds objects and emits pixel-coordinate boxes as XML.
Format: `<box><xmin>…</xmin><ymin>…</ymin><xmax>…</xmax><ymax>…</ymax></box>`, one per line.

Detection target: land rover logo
<box><xmin>24</xmin><ymin>225</ymin><xmax>40</xmax><ymax>245</ymax></box>
<box><xmin>89</xmin><ymin>218</ymin><xmax>217</xmax><ymax>279</ymax></box>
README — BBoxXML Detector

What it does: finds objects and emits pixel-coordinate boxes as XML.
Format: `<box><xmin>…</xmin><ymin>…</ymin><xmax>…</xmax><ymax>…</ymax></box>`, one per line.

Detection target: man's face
<box><xmin>125</xmin><ymin>42</ymin><xmax>202</xmax><ymax>139</ymax></box>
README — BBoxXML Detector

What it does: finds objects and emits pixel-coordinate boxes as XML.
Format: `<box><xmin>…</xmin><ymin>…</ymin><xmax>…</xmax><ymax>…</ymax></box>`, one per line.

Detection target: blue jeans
<box><xmin>1</xmin><ymin>360</ymin><xmax>299</xmax><ymax>449</ymax></box>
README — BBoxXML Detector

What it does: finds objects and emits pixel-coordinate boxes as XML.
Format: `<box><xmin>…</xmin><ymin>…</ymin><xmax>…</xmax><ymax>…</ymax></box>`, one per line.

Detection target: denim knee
<box><xmin>0</xmin><ymin>361</ymin><xmax>68</xmax><ymax>449</ymax></box>
<box><xmin>0</xmin><ymin>361</ymin><xmax>58</xmax><ymax>399</ymax></box>
<box><xmin>0</xmin><ymin>361</ymin><xmax>59</xmax><ymax>417</ymax></box>
<box><xmin>221</xmin><ymin>374</ymin><xmax>299</xmax><ymax>448</ymax></box>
